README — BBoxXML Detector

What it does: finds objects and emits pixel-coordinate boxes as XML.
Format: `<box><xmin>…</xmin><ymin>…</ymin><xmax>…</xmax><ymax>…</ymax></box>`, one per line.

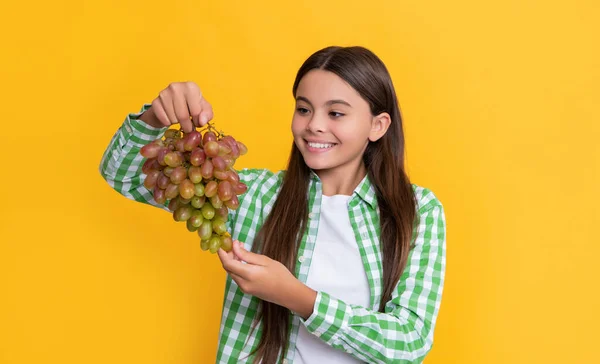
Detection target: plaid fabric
<box><xmin>99</xmin><ymin>105</ymin><xmax>447</xmax><ymax>364</ymax></box>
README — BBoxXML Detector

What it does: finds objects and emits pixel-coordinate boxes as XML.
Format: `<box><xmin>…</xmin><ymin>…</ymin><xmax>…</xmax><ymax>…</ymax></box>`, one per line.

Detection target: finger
<box><xmin>199</xmin><ymin>98</ymin><xmax>214</xmax><ymax>126</ymax></box>
<box><xmin>218</xmin><ymin>250</ymin><xmax>253</xmax><ymax>279</ymax></box>
<box><xmin>159</xmin><ymin>91</ymin><xmax>177</xmax><ymax>125</ymax></box>
<box><xmin>173</xmin><ymin>93</ymin><xmax>193</xmax><ymax>133</ymax></box>
<box><xmin>232</xmin><ymin>240</ymin><xmax>269</xmax><ymax>266</ymax></box>
<box><xmin>229</xmin><ymin>272</ymin><xmax>248</xmax><ymax>288</ymax></box>
<box><xmin>186</xmin><ymin>86</ymin><xmax>203</xmax><ymax>127</ymax></box>
<box><xmin>151</xmin><ymin>99</ymin><xmax>171</xmax><ymax>127</ymax></box>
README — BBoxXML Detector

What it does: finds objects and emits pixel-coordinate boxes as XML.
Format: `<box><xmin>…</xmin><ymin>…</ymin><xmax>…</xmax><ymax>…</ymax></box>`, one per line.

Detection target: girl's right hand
<box><xmin>139</xmin><ymin>82</ymin><xmax>214</xmax><ymax>133</ymax></box>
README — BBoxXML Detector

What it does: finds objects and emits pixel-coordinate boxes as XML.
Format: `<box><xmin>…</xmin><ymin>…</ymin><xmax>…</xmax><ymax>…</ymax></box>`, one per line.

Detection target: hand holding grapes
<box><xmin>140</xmin><ymin>82</ymin><xmax>214</xmax><ymax>133</ymax></box>
<box><xmin>218</xmin><ymin>241</ymin><xmax>318</xmax><ymax>320</ymax></box>
<box><xmin>138</xmin><ymin>96</ymin><xmax>249</xmax><ymax>253</ymax></box>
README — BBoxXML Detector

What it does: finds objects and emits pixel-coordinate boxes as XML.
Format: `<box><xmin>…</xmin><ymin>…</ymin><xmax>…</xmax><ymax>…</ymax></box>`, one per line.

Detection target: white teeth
<box><xmin>308</xmin><ymin>142</ymin><xmax>335</xmax><ymax>149</ymax></box>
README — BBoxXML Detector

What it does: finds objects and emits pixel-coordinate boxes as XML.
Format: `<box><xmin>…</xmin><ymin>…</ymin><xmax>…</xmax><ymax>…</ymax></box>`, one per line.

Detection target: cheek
<box><xmin>291</xmin><ymin>117</ymin><xmax>304</xmax><ymax>136</ymax></box>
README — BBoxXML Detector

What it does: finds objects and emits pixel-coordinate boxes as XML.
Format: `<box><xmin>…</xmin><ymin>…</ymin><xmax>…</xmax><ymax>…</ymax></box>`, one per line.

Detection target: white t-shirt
<box><xmin>293</xmin><ymin>194</ymin><xmax>371</xmax><ymax>364</ymax></box>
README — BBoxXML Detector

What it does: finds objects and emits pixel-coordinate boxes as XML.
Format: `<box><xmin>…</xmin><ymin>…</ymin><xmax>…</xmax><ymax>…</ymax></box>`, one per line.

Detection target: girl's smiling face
<box><xmin>292</xmin><ymin>69</ymin><xmax>389</xmax><ymax>177</ymax></box>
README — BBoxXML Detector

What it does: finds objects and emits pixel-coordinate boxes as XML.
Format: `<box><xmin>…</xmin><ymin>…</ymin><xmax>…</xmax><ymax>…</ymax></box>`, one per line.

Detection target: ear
<box><xmin>368</xmin><ymin>112</ymin><xmax>392</xmax><ymax>142</ymax></box>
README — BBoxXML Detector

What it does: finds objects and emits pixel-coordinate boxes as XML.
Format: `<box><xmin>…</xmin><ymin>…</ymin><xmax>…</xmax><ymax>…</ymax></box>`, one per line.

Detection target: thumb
<box><xmin>232</xmin><ymin>240</ymin><xmax>268</xmax><ymax>266</ymax></box>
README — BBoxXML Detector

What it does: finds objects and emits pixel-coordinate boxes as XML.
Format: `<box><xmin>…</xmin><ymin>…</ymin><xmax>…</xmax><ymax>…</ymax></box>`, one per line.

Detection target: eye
<box><xmin>296</xmin><ymin>107</ymin><xmax>310</xmax><ymax>115</ymax></box>
<box><xmin>329</xmin><ymin>111</ymin><xmax>345</xmax><ymax>118</ymax></box>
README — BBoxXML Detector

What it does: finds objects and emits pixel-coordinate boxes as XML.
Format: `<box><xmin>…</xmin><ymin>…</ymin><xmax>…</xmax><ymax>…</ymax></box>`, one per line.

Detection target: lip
<box><xmin>304</xmin><ymin>139</ymin><xmax>337</xmax><ymax>153</ymax></box>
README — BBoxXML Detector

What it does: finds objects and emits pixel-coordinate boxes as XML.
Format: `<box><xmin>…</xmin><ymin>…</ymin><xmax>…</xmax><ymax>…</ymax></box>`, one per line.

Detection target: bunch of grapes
<box><xmin>139</xmin><ymin>124</ymin><xmax>248</xmax><ymax>253</ymax></box>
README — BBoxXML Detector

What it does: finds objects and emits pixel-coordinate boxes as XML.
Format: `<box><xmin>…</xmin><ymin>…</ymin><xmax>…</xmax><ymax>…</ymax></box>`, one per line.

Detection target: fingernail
<box><xmin>201</xmin><ymin>114</ymin><xmax>208</xmax><ymax>124</ymax></box>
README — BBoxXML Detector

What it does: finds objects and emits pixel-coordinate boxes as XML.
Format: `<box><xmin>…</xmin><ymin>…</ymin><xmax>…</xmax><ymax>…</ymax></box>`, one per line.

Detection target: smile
<box><xmin>307</xmin><ymin>142</ymin><xmax>335</xmax><ymax>149</ymax></box>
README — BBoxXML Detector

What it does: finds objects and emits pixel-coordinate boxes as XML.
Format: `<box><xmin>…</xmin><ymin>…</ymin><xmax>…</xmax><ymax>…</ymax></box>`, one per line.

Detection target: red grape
<box><xmin>204</xmin><ymin>141</ymin><xmax>219</xmax><ymax>157</ymax></box>
<box><xmin>203</xmin><ymin>131</ymin><xmax>217</xmax><ymax>145</ymax></box>
<box><xmin>217</xmin><ymin>181</ymin><xmax>233</xmax><ymax>201</ymax></box>
<box><xmin>140</xmin><ymin>142</ymin><xmax>162</xmax><ymax>158</ymax></box>
<box><xmin>153</xmin><ymin>187</ymin><xmax>166</xmax><ymax>205</ymax></box>
<box><xmin>190</xmin><ymin>148</ymin><xmax>206</xmax><ymax>166</ymax></box>
<box><xmin>183</xmin><ymin>130</ymin><xmax>202</xmax><ymax>151</ymax></box>
<box><xmin>143</xmin><ymin>170</ymin><xmax>161</xmax><ymax>190</ymax></box>
<box><xmin>204</xmin><ymin>181</ymin><xmax>218</xmax><ymax>198</ymax></box>
<box><xmin>233</xmin><ymin>182</ymin><xmax>248</xmax><ymax>195</ymax></box>
<box><xmin>165</xmin><ymin>183</ymin><xmax>180</xmax><ymax>199</ymax></box>
<box><xmin>212</xmin><ymin>156</ymin><xmax>226</xmax><ymax>171</ymax></box>
<box><xmin>224</xmin><ymin>194</ymin><xmax>239</xmax><ymax>210</ymax></box>
<box><xmin>201</xmin><ymin>160</ymin><xmax>214</xmax><ymax>179</ymax></box>
<box><xmin>170</xmin><ymin>166</ymin><xmax>187</xmax><ymax>184</ymax></box>
<box><xmin>157</xmin><ymin>173</ymin><xmax>170</xmax><ymax>189</ymax></box>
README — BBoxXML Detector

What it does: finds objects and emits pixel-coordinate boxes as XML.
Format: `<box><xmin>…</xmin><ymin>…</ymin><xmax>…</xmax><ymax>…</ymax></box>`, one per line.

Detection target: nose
<box><xmin>306</xmin><ymin>113</ymin><xmax>327</xmax><ymax>133</ymax></box>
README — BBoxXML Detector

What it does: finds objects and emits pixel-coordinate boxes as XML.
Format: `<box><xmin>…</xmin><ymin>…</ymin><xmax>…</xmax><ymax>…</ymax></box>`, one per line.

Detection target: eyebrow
<box><xmin>296</xmin><ymin>96</ymin><xmax>352</xmax><ymax>107</ymax></box>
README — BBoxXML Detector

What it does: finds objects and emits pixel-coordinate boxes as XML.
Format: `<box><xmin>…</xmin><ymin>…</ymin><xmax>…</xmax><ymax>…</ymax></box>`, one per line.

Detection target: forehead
<box><xmin>295</xmin><ymin>69</ymin><xmax>362</xmax><ymax>102</ymax></box>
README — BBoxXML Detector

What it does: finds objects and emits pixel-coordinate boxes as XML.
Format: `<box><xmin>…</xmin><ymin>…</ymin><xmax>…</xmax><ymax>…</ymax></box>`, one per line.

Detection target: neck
<box><xmin>315</xmin><ymin>159</ymin><xmax>367</xmax><ymax>197</ymax></box>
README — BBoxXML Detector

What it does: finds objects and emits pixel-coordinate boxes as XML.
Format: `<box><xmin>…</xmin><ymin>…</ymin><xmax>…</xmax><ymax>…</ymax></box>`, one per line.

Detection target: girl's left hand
<box><xmin>217</xmin><ymin>240</ymin><xmax>316</xmax><ymax>317</ymax></box>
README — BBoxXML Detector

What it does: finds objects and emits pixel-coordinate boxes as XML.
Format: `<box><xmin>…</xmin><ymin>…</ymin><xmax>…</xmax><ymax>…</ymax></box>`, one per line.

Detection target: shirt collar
<box><xmin>309</xmin><ymin>170</ymin><xmax>378</xmax><ymax>209</ymax></box>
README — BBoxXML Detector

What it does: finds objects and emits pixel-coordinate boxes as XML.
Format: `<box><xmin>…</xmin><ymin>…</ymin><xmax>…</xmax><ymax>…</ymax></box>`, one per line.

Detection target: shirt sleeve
<box><xmin>301</xmin><ymin>201</ymin><xmax>447</xmax><ymax>364</ymax></box>
<box><xmin>98</xmin><ymin>103</ymin><xmax>170</xmax><ymax>211</ymax></box>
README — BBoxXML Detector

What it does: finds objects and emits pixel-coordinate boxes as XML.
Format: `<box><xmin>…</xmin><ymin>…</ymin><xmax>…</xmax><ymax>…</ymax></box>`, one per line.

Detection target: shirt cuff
<box><xmin>120</xmin><ymin>103</ymin><xmax>167</xmax><ymax>145</ymax></box>
<box><xmin>302</xmin><ymin>291</ymin><xmax>351</xmax><ymax>344</ymax></box>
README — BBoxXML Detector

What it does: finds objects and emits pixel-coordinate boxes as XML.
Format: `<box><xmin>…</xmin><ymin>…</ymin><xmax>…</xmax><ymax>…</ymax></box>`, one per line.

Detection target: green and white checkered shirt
<box><xmin>99</xmin><ymin>105</ymin><xmax>447</xmax><ymax>364</ymax></box>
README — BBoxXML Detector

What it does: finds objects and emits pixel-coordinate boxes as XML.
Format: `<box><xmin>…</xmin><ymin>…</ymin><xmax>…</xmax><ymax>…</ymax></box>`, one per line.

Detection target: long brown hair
<box><xmin>249</xmin><ymin>46</ymin><xmax>418</xmax><ymax>363</ymax></box>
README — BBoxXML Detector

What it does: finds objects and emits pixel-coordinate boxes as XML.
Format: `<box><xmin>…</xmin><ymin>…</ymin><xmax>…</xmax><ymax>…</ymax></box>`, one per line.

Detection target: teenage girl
<box><xmin>100</xmin><ymin>46</ymin><xmax>447</xmax><ymax>364</ymax></box>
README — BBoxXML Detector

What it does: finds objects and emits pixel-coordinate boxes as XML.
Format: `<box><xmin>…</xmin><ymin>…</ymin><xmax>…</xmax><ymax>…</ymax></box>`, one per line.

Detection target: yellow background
<box><xmin>1</xmin><ymin>0</ymin><xmax>598</xmax><ymax>363</ymax></box>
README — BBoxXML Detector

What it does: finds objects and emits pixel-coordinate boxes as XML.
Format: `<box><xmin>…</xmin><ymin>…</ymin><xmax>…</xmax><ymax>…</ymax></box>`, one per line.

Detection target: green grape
<box><xmin>204</xmin><ymin>141</ymin><xmax>219</xmax><ymax>157</ymax></box>
<box><xmin>170</xmin><ymin>166</ymin><xmax>187</xmax><ymax>184</ymax></box>
<box><xmin>179</xmin><ymin>196</ymin><xmax>191</xmax><ymax>204</ymax></box>
<box><xmin>179</xmin><ymin>179</ymin><xmax>195</xmax><ymax>199</ymax></box>
<box><xmin>209</xmin><ymin>235</ymin><xmax>222</xmax><ymax>253</ymax></box>
<box><xmin>165</xmin><ymin>183</ymin><xmax>180</xmax><ymax>199</ymax></box>
<box><xmin>220</xmin><ymin>236</ymin><xmax>233</xmax><ymax>252</ymax></box>
<box><xmin>164</xmin><ymin>129</ymin><xmax>180</xmax><ymax>139</ymax></box>
<box><xmin>190</xmin><ymin>148</ymin><xmax>206</xmax><ymax>166</ymax></box>
<box><xmin>212</xmin><ymin>219</ymin><xmax>227</xmax><ymax>235</ymax></box>
<box><xmin>198</xmin><ymin>220</ymin><xmax>213</xmax><ymax>240</ymax></box>
<box><xmin>162</xmin><ymin>166</ymin><xmax>174</xmax><ymax>177</ymax></box>
<box><xmin>164</xmin><ymin>151</ymin><xmax>184</xmax><ymax>167</ymax></box>
<box><xmin>217</xmin><ymin>181</ymin><xmax>233</xmax><ymax>201</ymax></box>
<box><xmin>186</xmin><ymin>219</ymin><xmax>199</xmax><ymax>232</ymax></box>
<box><xmin>188</xmin><ymin>210</ymin><xmax>204</xmax><ymax>228</ymax></box>
<box><xmin>210</xmin><ymin>194</ymin><xmax>223</xmax><ymax>209</ymax></box>
<box><xmin>204</xmin><ymin>181</ymin><xmax>218</xmax><ymax>198</ymax></box>
<box><xmin>157</xmin><ymin>148</ymin><xmax>170</xmax><ymax>166</ymax></box>
<box><xmin>201</xmin><ymin>203</ymin><xmax>215</xmax><ymax>220</ymax></box>
<box><xmin>174</xmin><ymin>205</ymin><xmax>193</xmax><ymax>221</ymax></box>
<box><xmin>200</xmin><ymin>239</ymin><xmax>210</xmax><ymax>251</ymax></box>
<box><xmin>191</xmin><ymin>195</ymin><xmax>206</xmax><ymax>209</ymax></box>
<box><xmin>188</xmin><ymin>166</ymin><xmax>203</xmax><ymax>184</ymax></box>
<box><xmin>201</xmin><ymin>160</ymin><xmax>214</xmax><ymax>179</ymax></box>
<box><xmin>194</xmin><ymin>183</ymin><xmax>205</xmax><ymax>197</ymax></box>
